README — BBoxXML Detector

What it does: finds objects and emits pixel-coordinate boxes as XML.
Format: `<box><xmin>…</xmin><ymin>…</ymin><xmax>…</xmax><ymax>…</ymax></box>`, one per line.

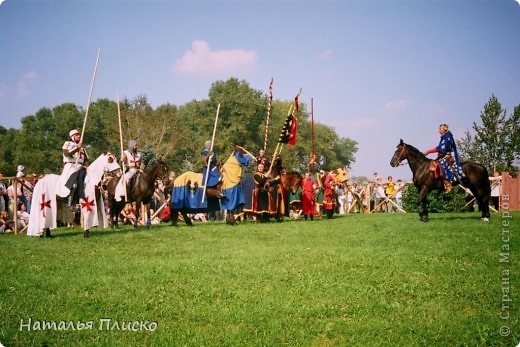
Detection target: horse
<box><xmin>284</xmin><ymin>171</ymin><xmax>303</xmax><ymax>218</ymax></box>
<box><xmin>107</xmin><ymin>160</ymin><xmax>169</xmax><ymax>229</ymax></box>
<box><xmin>27</xmin><ymin>153</ymin><xmax>113</xmax><ymax>238</ymax></box>
<box><xmin>389</xmin><ymin>139</ymin><xmax>491</xmax><ymax>222</ymax></box>
<box><xmin>170</xmin><ymin>146</ymin><xmax>255</xmax><ymax>226</ymax></box>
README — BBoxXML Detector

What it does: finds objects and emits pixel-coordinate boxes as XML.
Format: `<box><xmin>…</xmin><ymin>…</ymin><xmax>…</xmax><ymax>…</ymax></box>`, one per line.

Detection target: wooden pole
<box><xmin>311</xmin><ymin>97</ymin><xmax>315</xmax><ymax>172</ymax></box>
<box><xmin>263</xmin><ymin>78</ymin><xmax>273</xmax><ymax>151</ymax></box>
<box><xmin>117</xmin><ymin>95</ymin><xmax>128</xmax><ymax>201</ymax></box>
<box><xmin>201</xmin><ymin>103</ymin><xmax>220</xmax><ymax>203</ymax></box>
<box><xmin>76</xmin><ymin>48</ymin><xmax>101</xmax><ymax>164</ymax></box>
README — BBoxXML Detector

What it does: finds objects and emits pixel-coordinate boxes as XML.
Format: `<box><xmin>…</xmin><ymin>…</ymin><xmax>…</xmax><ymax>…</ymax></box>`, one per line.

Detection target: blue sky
<box><xmin>1</xmin><ymin>0</ymin><xmax>519</xmax><ymax>180</ymax></box>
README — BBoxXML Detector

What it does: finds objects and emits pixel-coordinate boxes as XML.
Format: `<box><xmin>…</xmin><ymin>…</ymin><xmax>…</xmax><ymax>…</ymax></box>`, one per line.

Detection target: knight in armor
<box><xmin>56</xmin><ymin>129</ymin><xmax>88</xmax><ymax>205</ymax></box>
<box><xmin>115</xmin><ymin>140</ymin><xmax>143</xmax><ymax>201</ymax></box>
<box><xmin>424</xmin><ymin>123</ymin><xmax>465</xmax><ymax>193</ymax></box>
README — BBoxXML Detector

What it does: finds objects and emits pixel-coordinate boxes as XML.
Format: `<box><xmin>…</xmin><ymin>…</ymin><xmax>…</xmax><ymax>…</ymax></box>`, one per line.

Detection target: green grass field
<box><xmin>1</xmin><ymin>212</ymin><xmax>518</xmax><ymax>346</ymax></box>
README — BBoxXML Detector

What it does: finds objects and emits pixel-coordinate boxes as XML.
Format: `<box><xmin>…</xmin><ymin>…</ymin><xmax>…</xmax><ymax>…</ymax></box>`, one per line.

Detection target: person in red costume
<box><xmin>301</xmin><ymin>171</ymin><xmax>318</xmax><ymax>221</ymax></box>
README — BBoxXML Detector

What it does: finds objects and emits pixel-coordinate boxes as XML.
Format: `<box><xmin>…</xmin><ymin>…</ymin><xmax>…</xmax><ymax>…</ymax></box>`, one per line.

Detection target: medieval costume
<box><xmin>252</xmin><ymin>163</ymin><xmax>276</xmax><ymax>222</ymax></box>
<box><xmin>321</xmin><ymin>171</ymin><xmax>337</xmax><ymax>218</ymax></box>
<box><xmin>115</xmin><ymin>140</ymin><xmax>143</xmax><ymax>201</ymax></box>
<box><xmin>56</xmin><ymin>129</ymin><xmax>88</xmax><ymax>203</ymax></box>
<box><xmin>301</xmin><ymin>172</ymin><xmax>318</xmax><ymax>221</ymax></box>
<box><xmin>425</xmin><ymin>123</ymin><xmax>465</xmax><ymax>193</ymax></box>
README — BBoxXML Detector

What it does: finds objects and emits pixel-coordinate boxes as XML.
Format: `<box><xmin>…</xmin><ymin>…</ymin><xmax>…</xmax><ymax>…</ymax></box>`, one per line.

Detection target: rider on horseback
<box><xmin>115</xmin><ymin>139</ymin><xmax>143</xmax><ymax>201</ymax></box>
<box><xmin>56</xmin><ymin>129</ymin><xmax>88</xmax><ymax>205</ymax></box>
<box><xmin>424</xmin><ymin>123</ymin><xmax>465</xmax><ymax>193</ymax></box>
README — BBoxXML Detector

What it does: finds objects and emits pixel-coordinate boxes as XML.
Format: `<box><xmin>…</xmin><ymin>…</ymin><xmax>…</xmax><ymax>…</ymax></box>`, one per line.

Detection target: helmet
<box><xmin>69</xmin><ymin>129</ymin><xmax>80</xmax><ymax>138</ymax></box>
<box><xmin>17</xmin><ymin>165</ymin><xmax>25</xmax><ymax>171</ymax></box>
<box><xmin>128</xmin><ymin>140</ymin><xmax>137</xmax><ymax>151</ymax></box>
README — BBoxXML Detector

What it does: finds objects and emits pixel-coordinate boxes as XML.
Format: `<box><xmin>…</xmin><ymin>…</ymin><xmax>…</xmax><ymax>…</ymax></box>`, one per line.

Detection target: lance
<box><xmin>117</xmin><ymin>94</ymin><xmax>128</xmax><ymax>201</ymax></box>
<box><xmin>201</xmin><ymin>103</ymin><xmax>221</xmax><ymax>203</ymax></box>
<box><xmin>311</xmin><ymin>97</ymin><xmax>315</xmax><ymax>172</ymax></box>
<box><xmin>76</xmin><ymin>48</ymin><xmax>101</xmax><ymax>165</ymax></box>
<box><xmin>263</xmin><ymin>78</ymin><xmax>273</xmax><ymax>152</ymax></box>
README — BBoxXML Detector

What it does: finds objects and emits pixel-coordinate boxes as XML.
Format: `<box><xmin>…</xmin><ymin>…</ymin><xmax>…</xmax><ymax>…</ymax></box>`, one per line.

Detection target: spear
<box><xmin>201</xmin><ymin>103</ymin><xmax>221</xmax><ymax>203</ymax></box>
<box><xmin>76</xmin><ymin>48</ymin><xmax>101</xmax><ymax>164</ymax></box>
<box><xmin>263</xmin><ymin>78</ymin><xmax>273</xmax><ymax>152</ymax></box>
<box><xmin>117</xmin><ymin>94</ymin><xmax>127</xmax><ymax>201</ymax></box>
<box><xmin>311</xmin><ymin>97</ymin><xmax>315</xmax><ymax>172</ymax></box>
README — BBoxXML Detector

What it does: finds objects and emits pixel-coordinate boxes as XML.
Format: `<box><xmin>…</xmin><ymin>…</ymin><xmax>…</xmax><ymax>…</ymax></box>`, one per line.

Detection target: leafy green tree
<box><xmin>457</xmin><ymin>95</ymin><xmax>520</xmax><ymax>175</ymax></box>
<box><xmin>0</xmin><ymin>126</ymin><xmax>18</xmax><ymax>175</ymax></box>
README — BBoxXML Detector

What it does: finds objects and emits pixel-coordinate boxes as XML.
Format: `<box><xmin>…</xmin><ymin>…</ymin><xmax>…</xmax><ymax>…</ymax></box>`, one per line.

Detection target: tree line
<box><xmin>0</xmin><ymin>78</ymin><xmax>358</xmax><ymax>177</ymax></box>
<box><xmin>457</xmin><ymin>94</ymin><xmax>520</xmax><ymax>176</ymax></box>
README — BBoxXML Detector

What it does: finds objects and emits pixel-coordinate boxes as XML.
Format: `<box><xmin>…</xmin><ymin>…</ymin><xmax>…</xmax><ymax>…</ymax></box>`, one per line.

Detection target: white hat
<box><xmin>17</xmin><ymin>165</ymin><xmax>25</xmax><ymax>171</ymax></box>
<box><xmin>69</xmin><ymin>129</ymin><xmax>80</xmax><ymax>138</ymax></box>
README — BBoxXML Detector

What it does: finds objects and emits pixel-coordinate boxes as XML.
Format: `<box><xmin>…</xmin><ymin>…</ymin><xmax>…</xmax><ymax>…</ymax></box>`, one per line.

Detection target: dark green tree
<box><xmin>457</xmin><ymin>95</ymin><xmax>519</xmax><ymax>175</ymax></box>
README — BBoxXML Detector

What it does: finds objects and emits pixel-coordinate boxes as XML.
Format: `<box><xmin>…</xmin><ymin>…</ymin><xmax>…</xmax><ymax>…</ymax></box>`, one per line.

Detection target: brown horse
<box><xmin>107</xmin><ymin>160</ymin><xmax>169</xmax><ymax>229</ymax></box>
<box><xmin>390</xmin><ymin>139</ymin><xmax>491</xmax><ymax>222</ymax></box>
<box><xmin>284</xmin><ymin>171</ymin><xmax>303</xmax><ymax>217</ymax></box>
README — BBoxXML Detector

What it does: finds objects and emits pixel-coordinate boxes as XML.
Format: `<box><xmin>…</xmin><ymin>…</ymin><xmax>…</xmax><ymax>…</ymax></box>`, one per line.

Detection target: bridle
<box><xmin>392</xmin><ymin>143</ymin><xmax>410</xmax><ymax>166</ymax></box>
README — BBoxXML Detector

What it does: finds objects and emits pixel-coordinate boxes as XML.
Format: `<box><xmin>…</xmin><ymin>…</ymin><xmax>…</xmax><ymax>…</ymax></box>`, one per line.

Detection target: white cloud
<box><xmin>383</xmin><ymin>99</ymin><xmax>410</xmax><ymax>113</ymax></box>
<box><xmin>174</xmin><ymin>40</ymin><xmax>257</xmax><ymax>77</ymax></box>
<box><xmin>17</xmin><ymin>71</ymin><xmax>37</xmax><ymax>99</ymax></box>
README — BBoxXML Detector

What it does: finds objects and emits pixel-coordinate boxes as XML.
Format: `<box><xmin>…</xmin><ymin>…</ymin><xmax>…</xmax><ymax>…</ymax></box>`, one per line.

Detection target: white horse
<box><xmin>28</xmin><ymin>153</ymin><xmax>118</xmax><ymax>238</ymax></box>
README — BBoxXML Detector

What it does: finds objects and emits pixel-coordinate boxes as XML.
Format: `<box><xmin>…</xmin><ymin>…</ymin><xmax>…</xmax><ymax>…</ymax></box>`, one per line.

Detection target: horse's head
<box><xmin>153</xmin><ymin>160</ymin><xmax>169</xmax><ymax>182</ymax></box>
<box><xmin>390</xmin><ymin>139</ymin><xmax>407</xmax><ymax>167</ymax></box>
<box><xmin>330</xmin><ymin>167</ymin><xmax>348</xmax><ymax>184</ymax></box>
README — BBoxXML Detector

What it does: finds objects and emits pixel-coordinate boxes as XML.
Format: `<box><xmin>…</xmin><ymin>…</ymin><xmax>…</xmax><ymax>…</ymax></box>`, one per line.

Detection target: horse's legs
<box><xmin>226</xmin><ymin>210</ymin><xmax>237</xmax><ymax>225</ymax></box>
<box><xmin>469</xmin><ymin>185</ymin><xmax>491</xmax><ymax>221</ymax></box>
<box><xmin>171</xmin><ymin>210</ymin><xmax>179</xmax><ymax>226</ymax></box>
<box><xmin>416</xmin><ymin>186</ymin><xmax>430</xmax><ymax>222</ymax></box>
<box><xmin>181</xmin><ymin>211</ymin><xmax>193</xmax><ymax>226</ymax></box>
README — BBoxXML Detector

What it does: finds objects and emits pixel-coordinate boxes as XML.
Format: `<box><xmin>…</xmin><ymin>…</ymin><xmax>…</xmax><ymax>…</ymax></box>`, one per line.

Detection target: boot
<box><xmin>443</xmin><ymin>179</ymin><xmax>452</xmax><ymax>194</ymax></box>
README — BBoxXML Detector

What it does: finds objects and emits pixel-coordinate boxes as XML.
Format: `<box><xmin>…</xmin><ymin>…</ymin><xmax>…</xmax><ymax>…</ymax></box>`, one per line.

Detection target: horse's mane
<box><xmin>403</xmin><ymin>142</ymin><xmax>429</xmax><ymax>161</ymax></box>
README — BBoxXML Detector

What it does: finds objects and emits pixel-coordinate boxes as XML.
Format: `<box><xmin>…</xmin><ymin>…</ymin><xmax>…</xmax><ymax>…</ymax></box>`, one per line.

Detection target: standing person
<box><xmin>424</xmin><ymin>123</ymin><xmax>465</xmax><ymax>193</ymax></box>
<box><xmin>374</xmin><ymin>177</ymin><xmax>386</xmax><ymax>212</ymax></box>
<box><xmin>252</xmin><ymin>163</ymin><xmax>276</xmax><ymax>223</ymax></box>
<box><xmin>301</xmin><ymin>171</ymin><xmax>318</xmax><ymax>221</ymax></box>
<box><xmin>395</xmin><ymin>179</ymin><xmax>404</xmax><ymax>213</ymax></box>
<box><xmin>321</xmin><ymin>170</ymin><xmax>337</xmax><ymax>219</ymax></box>
<box><xmin>6</xmin><ymin>178</ymin><xmax>23</xmax><ymax>218</ymax></box>
<box><xmin>385</xmin><ymin>176</ymin><xmax>396</xmax><ymax>213</ymax></box>
<box><xmin>115</xmin><ymin>139</ymin><xmax>144</xmax><ymax>201</ymax></box>
<box><xmin>56</xmin><ymin>129</ymin><xmax>88</xmax><ymax>204</ymax></box>
<box><xmin>337</xmin><ymin>183</ymin><xmax>346</xmax><ymax>215</ymax></box>
<box><xmin>489</xmin><ymin>171</ymin><xmax>502</xmax><ymax>211</ymax></box>
<box><xmin>0</xmin><ymin>172</ymin><xmax>7</xmax><ymax>213</ymax></box>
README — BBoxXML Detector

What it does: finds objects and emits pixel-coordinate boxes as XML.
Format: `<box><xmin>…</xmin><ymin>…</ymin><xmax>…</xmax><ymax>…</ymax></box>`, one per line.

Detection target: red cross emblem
<box><xmin>40</xmin><ymin>193</ymin><xmax>52</xmax><ymax>218</ymax></box>
<box><xmin>81</xmin><ymin>196</ymin><xmax>95</xmax><ymax>212</ymax></box>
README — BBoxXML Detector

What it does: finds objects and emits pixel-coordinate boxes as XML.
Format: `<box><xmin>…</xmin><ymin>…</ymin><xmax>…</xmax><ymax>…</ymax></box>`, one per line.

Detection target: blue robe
<box><xmin>202</xmin><ymin>153</ymin><xmax>221</xmax><ymax>187</ymax></box>
<box><xmin>436</xmin><ymin>132</ymin><xmax>465</xmax><ymax>183</ymax></box>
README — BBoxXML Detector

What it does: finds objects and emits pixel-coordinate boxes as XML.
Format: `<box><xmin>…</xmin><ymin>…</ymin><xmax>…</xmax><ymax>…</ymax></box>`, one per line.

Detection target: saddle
<box><xmin>429</xmin><ymin>160</ymin><xmax>442</xmax><ymax>179</ymax></box>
